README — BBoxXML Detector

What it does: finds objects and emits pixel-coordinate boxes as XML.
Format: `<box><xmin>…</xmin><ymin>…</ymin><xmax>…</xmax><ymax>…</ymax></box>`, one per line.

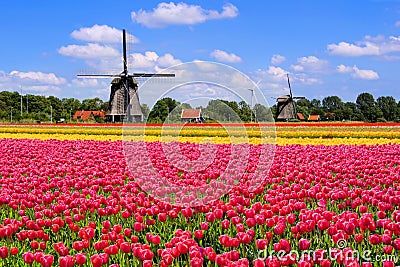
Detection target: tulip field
<box><xmin>0</xmin><ymin>123</ymin><xmax>399</xmax><ymax>266</ymax></box>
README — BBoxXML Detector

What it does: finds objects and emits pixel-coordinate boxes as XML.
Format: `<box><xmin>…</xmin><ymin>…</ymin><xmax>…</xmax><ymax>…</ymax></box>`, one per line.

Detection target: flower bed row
<box><xmin>0</xmin><ymin>138</ymin><xmax>399</xmax><ymax>266</ymax></box>
<box><xmin>1</xmin><ymin>125</ymin><xmax>399</xmax><ymax>140</ymax></box>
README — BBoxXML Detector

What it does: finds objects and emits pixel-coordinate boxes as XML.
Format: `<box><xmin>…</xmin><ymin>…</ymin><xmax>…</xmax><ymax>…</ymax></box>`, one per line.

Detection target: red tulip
<box><xmin>298</xmin><ymin>238</ymin><xmax>311</xmax><ymax>250</ymax></box>
<box><xmin>320</xmin><ymin>259</ymin><xmax>331</xmax><ymax>267</ymax></box>
<box><xmin>200</xmin><ymin>222</ymin><xmax>209</xmax><ymax>230</ymax></box>
<box><xmin>354</xmin><ymin>234</ymin><xmax>363</xmax><ymax>243</ymax></box>
<box><xmin>22</xmin><ymin>252</ymin><xmax>34</xmax><ymax>264</ymax></box>
<box><xmin>75</xmin><ymin>253</ymin><xmax>87</xmax><ymax>265</ymax></box>
<box><xmin>90</xmin><ymin>254</ymin><xmax>103</xmax><ymax>267</ymax></box>
<box><xmin>256</xmin><ymin>239</ymin><xmax>268</xmax><ymax>250</ymax></box>
<box><xmin>369</xmin><ymin>234</ymin><xmax>381</xmax><ymax>245</ymax></box>
<box><xmin>10</xmin><ymin>247</ymin><xmax>18</xmax><ymax>255</ymax></box>
<box><xmin>383</xmin><ymin>245</ymin><xmax>393</xmax><ymax>254</ymax></box>
<box><xmin>194</xmin><ymin>230</ymin><xmax>203</xmax><ymax>239</ymax></box>
<box><xmin>382</xmin><ymin>261</ymin><xmax>395</xmax><ymax>267</ymax></box>
<box><xmin>0</xmin><ymin>246</ymin><xmax>8</xmax><ymax>259</ymax></box>
<box><xmin>273</xmin><ymin>224</ymin><xmax>285</xmax><ymax>235</ymax></box>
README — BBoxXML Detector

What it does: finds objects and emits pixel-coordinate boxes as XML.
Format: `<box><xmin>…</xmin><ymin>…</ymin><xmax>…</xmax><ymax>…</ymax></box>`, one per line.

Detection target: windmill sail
<box><xmin>77</xmin><ymin>29</ymin><xmax>175</xmax><ymax>123</ymax></box>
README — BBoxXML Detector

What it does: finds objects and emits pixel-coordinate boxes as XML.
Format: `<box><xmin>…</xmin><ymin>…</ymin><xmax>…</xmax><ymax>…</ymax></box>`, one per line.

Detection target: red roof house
<box><xmin>308</xmin><ymin>114</ymin><xmax>321</xmax><ymax>122</ymax></box>
<box><xmin>297</xmin><ymin>113</ymin><xmax>305</xmax><ymax>121</ymax></box>
<box><xmin>73</xmin><ymin>110</ymin><xmax>105</xmax><ymax>121</ymax></box>
<box><xmin>181</xmin><ymin>109</ymin><xmax>205</xmax><ymax>123</ymax></box>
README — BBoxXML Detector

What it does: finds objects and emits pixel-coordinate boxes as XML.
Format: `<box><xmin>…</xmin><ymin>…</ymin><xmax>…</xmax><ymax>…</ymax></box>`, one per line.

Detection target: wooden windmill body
<box><xmin>276</xmin><ymin>74</ymin><xmax>305</xmax><ymax>121</ymax></box>
<box><xmin>78</xmin><ymin>29</ymin><xmax>174</xmax><ymax>123</ymax></box>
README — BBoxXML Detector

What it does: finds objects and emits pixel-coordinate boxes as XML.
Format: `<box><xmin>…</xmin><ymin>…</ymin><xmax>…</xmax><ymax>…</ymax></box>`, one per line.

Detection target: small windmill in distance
<box><xmin>275</xmin><ymin>74</ymin><xmax>305</xmax><ymax>121</ymax></box>
<box><xmin>77</xmin><ymin>29</ymin><xmax>175</xmax><ymax>123</ymax></box>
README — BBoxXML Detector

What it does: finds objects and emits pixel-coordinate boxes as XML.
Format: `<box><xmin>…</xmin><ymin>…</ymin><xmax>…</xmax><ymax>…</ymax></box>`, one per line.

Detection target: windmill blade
<box><xmin>77</xmin><ymin>74</ymin><xmax>121</xmax><ymax>78</ymax></box>
<box><xmin>123</xmin><ymin>29</ymin><xmax>128</xmax><ymax>76</ymax></box>
<box><xmin>286</xmin><ymin>73</ymin><xmax>293</xmax><ymax>99</ymax></box>
<box><xmin>131</xmin><ymin>73</ymin><xmax>175</xmax><ymax>78</ymax></box>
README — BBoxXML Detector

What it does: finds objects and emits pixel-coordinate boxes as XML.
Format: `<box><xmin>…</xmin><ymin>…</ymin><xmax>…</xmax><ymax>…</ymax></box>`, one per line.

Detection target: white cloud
<box><xmin>266</xmin><ymin>66</ymin><xmax>287</xmax><ymax>79</ymax></box>
<box><xmin>71</xmin><ymin>25</ymin><xmax>139</xmax><ymax>43</ymax></box>
<box><xmin>157</xmin><ymin>53</ymin><xmax>182</xmax><ymax>68</ymax></box>
<box><xmin>0</xmin><ymin>70</ymin><xmax>66</xmax><ymax>95</ymax></box>
<box><xmin>71</xmin><ymin>78</ymin><xmax>99</xmax><ymax>88</ymax></box>
<box><xmin>290</xmin><ymin>56</ymin><xmax>329</xmax><ymax>73</ymax></box>
<box><xmin>270</xmin><ymin>54</ymin><xmax>286</xmax><ymax>65</ymax></box>
<box><xmin>337</xmin><ymin>64</ymin><xmax>353</xmax><ymax>73</ymax></box>
<box><xmin>129</xmin><ymin>51</ymin><xmax>182</xmax><ymax>73</ymax></box>
<box><xmin>9</xmin><ymin>71</ymin><xmax>66</xmax><ymax>85</ymax></box>
<box><xmin>327</xmin><ymin>35</ymin><xmax>400</xmax><ymax>57</ymax></box>
<box><xmin>131</xmin><ymin>2</ymin><xmax>238</xmax><ymax>28</ymax></box>
<box><xmin>210</xmin><ymin>49</ymin><xmax>242</xmax><ymax>63</ymax></box>
<box><xmin>327</xmin><ymin>41</ymin><xmax>380</xmax><ymax>56</ymax></box>
<box><xmin>353</xmin><ymin>68</ymin><xmax>379</xmax><ymax>80</ymax></box>
<box><xmin>337</xmin><ymin>64</ymin><xmax>379</xmax><ymax>80</ymax></box>
<box><xmin>58</xmin><ymin>43</ymin><xmax>120</xmax><ymax>59</ymax></box>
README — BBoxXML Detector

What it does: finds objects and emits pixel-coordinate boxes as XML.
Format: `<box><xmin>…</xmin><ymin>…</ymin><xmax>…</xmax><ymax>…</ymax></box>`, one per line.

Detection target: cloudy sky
<box><xmin>1</xmin><ymin>0</ymin><xmax>400</xmax><ymax>105</ymax></box>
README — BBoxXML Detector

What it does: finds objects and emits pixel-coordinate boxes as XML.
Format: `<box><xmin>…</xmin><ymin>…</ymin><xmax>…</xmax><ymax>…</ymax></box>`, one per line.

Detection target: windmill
<box><xmin>77</xmin><ymin>29</ymin><xmax>175</xmax><ymax>122</ymax></box>
<box><xmin>276</xmin><ymin>74</ymin><xmax>305</xmax><ymax>121</ymax></box>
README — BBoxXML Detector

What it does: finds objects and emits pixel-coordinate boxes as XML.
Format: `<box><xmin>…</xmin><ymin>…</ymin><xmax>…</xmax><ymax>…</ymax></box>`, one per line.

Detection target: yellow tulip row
<box><xmin>1</xmin><ymin>132</ymin><xmax>399</xmax><ymax>146</ymax></box>
<box><xmin>1</xmin><ymin>125</ymin><xmax>399</xmax><ymax>137</ymax></box>
<box><xmin>1</xmin><ymin>124</ymin><xmax>399</xmax><ymax>145</ymax></box>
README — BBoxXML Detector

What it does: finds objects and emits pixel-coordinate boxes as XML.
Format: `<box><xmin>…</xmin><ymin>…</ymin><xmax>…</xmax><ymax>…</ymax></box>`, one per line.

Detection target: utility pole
<box><xmin>20</xmin><ymin>87</ymin><xmax>23</xmax><ymax>117</ymax></box>
<box><xmin>50</xmin><ymin>105</ymin><xmax>53</xmax><ymax>123</ymax></box>
<box><xmin>248</xmin><ymin>88</ymin><xmax>254</xmax><ymax>123</ymax></box>
<box><xmin>10</xmin><ymin>107</ymin><xmax>13</xmax><ymax>122</ymax></box>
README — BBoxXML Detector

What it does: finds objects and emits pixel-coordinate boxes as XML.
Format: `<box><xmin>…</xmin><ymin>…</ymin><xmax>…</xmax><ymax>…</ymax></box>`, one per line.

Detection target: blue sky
<box><xmin>1</xmin><ymin>0</ymin><xmax>400</xmax><ymax>106</ymax></box>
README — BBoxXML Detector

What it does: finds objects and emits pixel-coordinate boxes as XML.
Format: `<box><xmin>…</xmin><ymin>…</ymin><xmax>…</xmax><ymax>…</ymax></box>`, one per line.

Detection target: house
<box><xmin>308</xmin><ymin>114</ymin><xmax>321</xmax><ymax>122</ymax></box>
<box><xmin>181</xmin><ymin>109</ymin><xmax>205</xmax><ymax>123</ymax></box>
<box><xmin>297</xmin><ymin>113</ymin><xmax>305</xmax><ymax>121</ymax></box>
<box><xmin>73</xmin><ymin>110</ymin><xmax>105</xmax><ymax>121</ymax></box>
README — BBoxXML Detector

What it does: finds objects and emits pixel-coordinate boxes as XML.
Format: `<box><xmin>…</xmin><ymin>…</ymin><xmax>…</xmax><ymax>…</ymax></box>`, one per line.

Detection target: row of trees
<box><xmin>294</xmin><ymin>93</ymin><xmax>400</xmax><ymax>122</ymax></box>
<box><xmin>0</xmin><ymin>91</ymin><xmax>107</xmax><ymax>122</ymax></box>
<box><xmin>0</xmin><ymin>90</ymin><xmax>399</xmax><ymax>123</ymax></box>
<box><xmin>145</xmin><ymin>98</ymin><xmax>272</xmax><ymax>123</ymax></box>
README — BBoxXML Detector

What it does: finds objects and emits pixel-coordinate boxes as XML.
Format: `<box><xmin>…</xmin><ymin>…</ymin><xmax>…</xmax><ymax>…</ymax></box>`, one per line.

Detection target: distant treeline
<box><xmin>0</xmin><ymin>90</ymin><xmax>399</xmax><ymax>123</ymax></box>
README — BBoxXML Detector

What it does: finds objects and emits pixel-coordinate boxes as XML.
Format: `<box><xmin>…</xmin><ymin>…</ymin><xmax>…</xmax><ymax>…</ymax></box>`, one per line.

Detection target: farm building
<box><xmin>308</xmin><ymin>114</ymin><xmax>321</xmax><ymax>122</ymax></box>
<box><xmin>181</xmin><ymin>109</ymin><xmax>205</xmax><ymax>123</ymax></box>
<box><xmin>73</xmin><ymin>110</ymin><xmax>105</xmax><ymax>121</ymax></box>
<box><xmin>297</xmin><ymin>113</ymin><xmax>305</xmax><ymax>121</ymax></box>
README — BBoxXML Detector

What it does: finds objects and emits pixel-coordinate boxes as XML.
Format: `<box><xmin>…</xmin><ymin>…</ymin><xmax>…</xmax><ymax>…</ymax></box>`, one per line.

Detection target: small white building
<box><xmin>181</xmin><ymin>109</ymin><xmax>205</xmax><ymax>123</ymax></box>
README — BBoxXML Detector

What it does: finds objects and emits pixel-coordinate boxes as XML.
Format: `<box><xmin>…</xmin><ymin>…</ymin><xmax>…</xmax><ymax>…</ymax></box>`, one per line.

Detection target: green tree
<box><xmin>238</xmin><ymin>100</ymin><xmax>251</xmax><ymax>122</ymax></box>
<box><xmin>147</xmin><ymin>98</ymin><xmax>179</xmax><ymax>123</ymax></box>
<box><xmin>61</xmin><ymin>98</ymin><xmax>81</xmax><ymax>122</ymax></box>
<box><xmin>310</xmin><ymin>99</ymin><xmax>321</xmax><ymax>108</ymax></box>
<box><xmin>204</xmin><ymin>99</ymin><xmax>240</xmax><ymax>122</ymax></box>
<box><xmin>80</xmin><ymin>97</ymin><xmax>104</xmax><ymax>111</ymax></box>
<box><xmin>253</xmin><ymin>104</ymin><xmax>272</xmax><ymax>122</ymax></box>
<box><xmin>140</xmin><ymin>104</ymin><xmax>150</xmax><ymax>120</ymax></box>
<box><xmin>376</xmin><ymin>96</ymin><xmax>398</xmax><ymax>121</ymax></box>
<box><xmin>296</xmin><ymin>99</ymin><xmax>311</xmax><ymax>120</ymax></box>
<box><xmin>356</xmin><ymin>93</ymin><xmax>382</xmax><ymax>122</ymax></box>
<box><xmin>322</xmin><ymin>96</ymin><xmax>344</xmax><ymax>112</ymax></box>
<box><xmin>47</xmin><ymin>96</ymin><xmax>63</xmax><ymax>122</ymax></box>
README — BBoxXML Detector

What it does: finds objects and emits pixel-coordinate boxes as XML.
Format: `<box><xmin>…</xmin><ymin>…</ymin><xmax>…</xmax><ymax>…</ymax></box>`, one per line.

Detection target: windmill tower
<box><xmin>78</xmin><ymin>29</ymin><xmax>175</xmax><ymax>122</ymax></box>
<box><xmin>276</xmin><ymin>74</ymin><xmax>305</xmax><ymax>121</ymax></box>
